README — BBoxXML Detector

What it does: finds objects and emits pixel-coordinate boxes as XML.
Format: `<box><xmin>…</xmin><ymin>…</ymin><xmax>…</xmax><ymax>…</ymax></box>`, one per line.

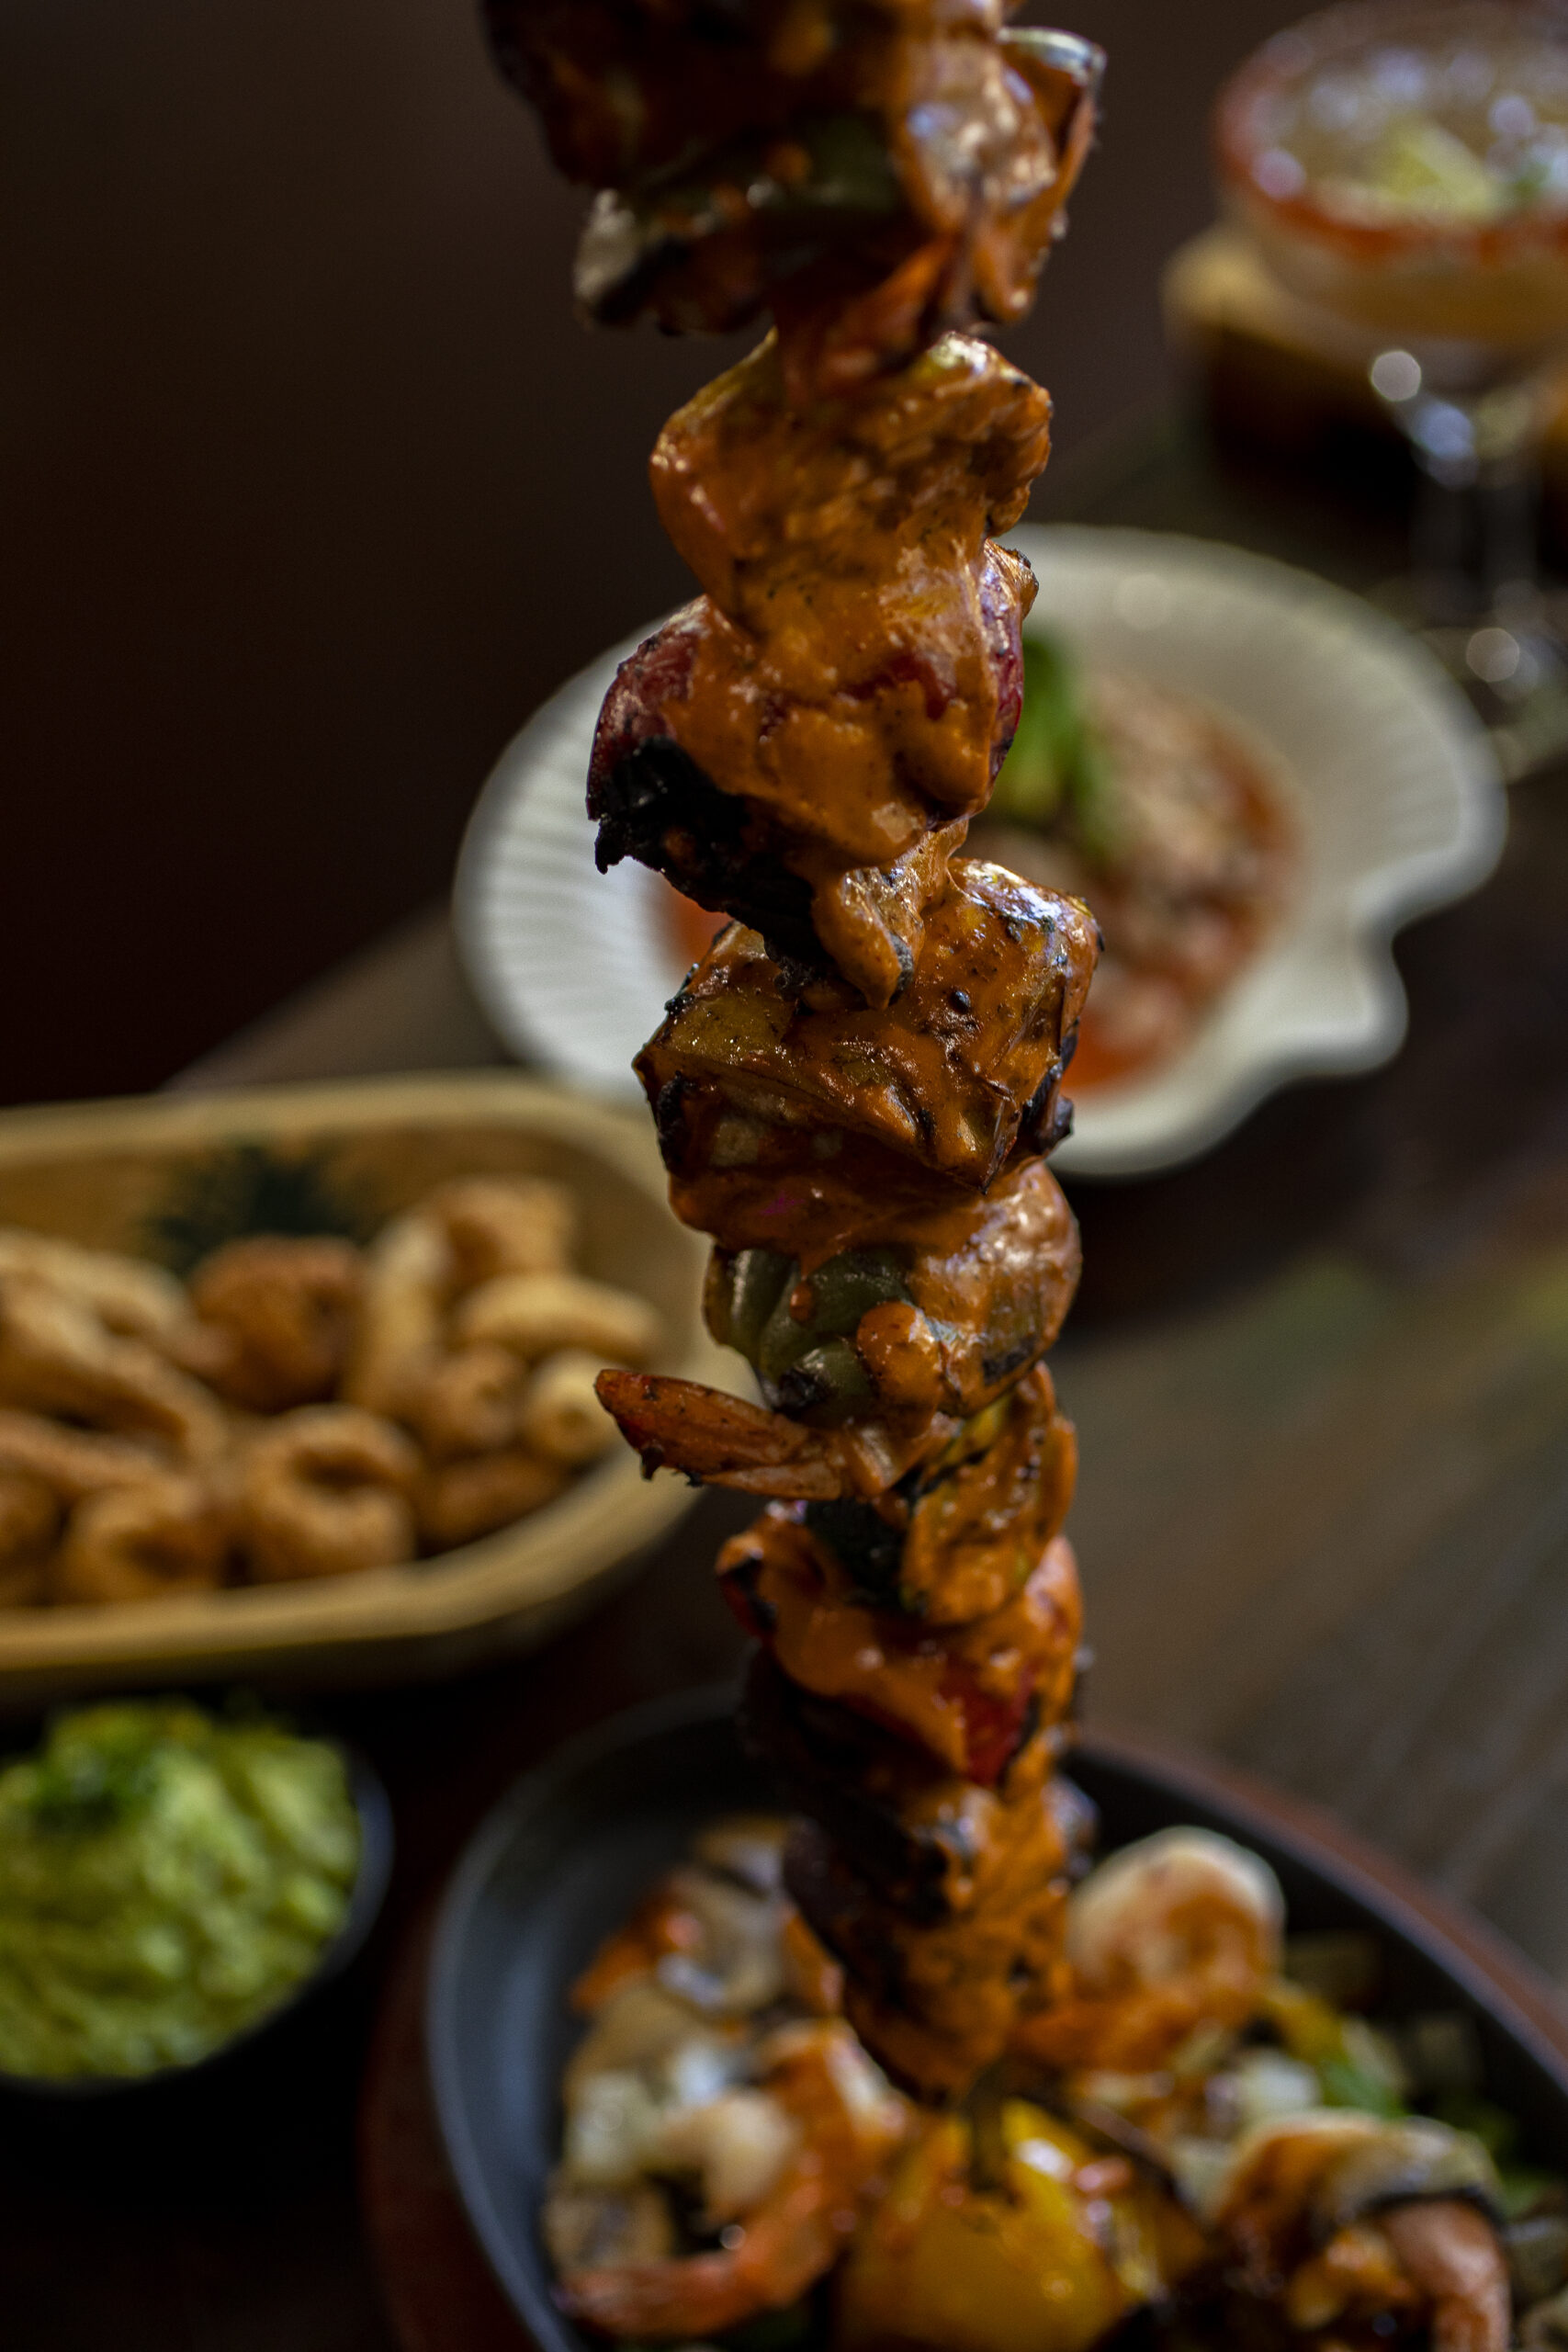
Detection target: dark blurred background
<box><xmin>0</xmin><ymin>0</ymin><xmax>1309</xmax><ymax>1108</ymax></box>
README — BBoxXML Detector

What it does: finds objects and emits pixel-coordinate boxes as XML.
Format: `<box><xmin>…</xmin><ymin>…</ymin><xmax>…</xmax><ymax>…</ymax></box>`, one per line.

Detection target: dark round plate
<box><xmin>0</xmin><ymin>1737</ymin><xmax>393</xmax><ymax>2103</ymax></box>
<box><xmin>427</xmin><ymin>1687</ymin><xmax>1568</xmax><ymax>2352</ymax></box>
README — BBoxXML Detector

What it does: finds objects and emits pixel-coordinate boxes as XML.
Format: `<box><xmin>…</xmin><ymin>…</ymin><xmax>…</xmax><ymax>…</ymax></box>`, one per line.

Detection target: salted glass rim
<box><xmin>1215</xmin><ymin>0</ymin><xmax>1568</xmax><ymax>258</ymax></box>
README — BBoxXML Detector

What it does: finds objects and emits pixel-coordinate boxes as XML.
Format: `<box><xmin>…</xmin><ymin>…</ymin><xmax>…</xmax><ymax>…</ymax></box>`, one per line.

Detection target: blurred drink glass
<box><xmin>1216</xmin><ymin>0</ymin><xmax>1568</xmax><ymax>769</ymax></box>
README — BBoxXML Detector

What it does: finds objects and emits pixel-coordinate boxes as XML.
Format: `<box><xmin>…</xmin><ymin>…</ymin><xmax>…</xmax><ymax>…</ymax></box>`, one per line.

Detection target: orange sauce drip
<box><xmin>661</xmin><ymin>879</ymin><xmax>729</xmax><ymax>972</ymax></box>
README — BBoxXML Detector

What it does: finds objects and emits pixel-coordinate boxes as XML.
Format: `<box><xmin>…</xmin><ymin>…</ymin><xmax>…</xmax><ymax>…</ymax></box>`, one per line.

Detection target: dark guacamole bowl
<box><xmin>0</xmin><ymin>1701</ymin><xmax>393</xmax><ymax>2103</ymax></box>
<box><xmin>427</xmin><ymin>1685</ymin><xmax>1568</xmax><ymax>2352</ymax></box>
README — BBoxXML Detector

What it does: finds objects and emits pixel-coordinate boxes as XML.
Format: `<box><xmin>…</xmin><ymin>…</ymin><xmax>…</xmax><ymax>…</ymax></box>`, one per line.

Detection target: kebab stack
<box><xmin>485</xmin><ymin>0</ymin><xmax>1103</xmax><ymax>2106</ymax></box>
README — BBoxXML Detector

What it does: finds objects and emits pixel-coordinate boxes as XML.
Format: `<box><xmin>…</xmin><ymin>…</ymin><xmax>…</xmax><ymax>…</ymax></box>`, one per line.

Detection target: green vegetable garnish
<box><xmin>1317</xmin><ymin>2053</ymin><xmax>1406</xmax><ymax>2120</ymax></box>
<box><xmin>708</xmin><ymin>1244</ymin><xmax>910</xmax><ymax>1422</ymax></box>
<box><xmin>0</xmin><ymin>1700</ymin><xmax>360</xmax><ymax>2080</ymax></box>
<box><xmin>990</xmin><ymin>632</ymin><xmax>1115</xmax><ymax>859</ymax></box>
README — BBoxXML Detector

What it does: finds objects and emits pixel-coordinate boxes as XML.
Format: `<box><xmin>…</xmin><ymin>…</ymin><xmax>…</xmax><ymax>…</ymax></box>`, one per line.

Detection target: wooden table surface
<box><xmin>7</xmin><ymin>417</ymin><xmax>1568</xmax><ymax>2349</ymax></box>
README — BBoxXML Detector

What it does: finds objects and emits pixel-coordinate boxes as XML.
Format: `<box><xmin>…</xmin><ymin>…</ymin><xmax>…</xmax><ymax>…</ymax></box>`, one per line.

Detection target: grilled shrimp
<box><xmin>1383</xmin><ymin>2198</ymin><xmax>1510</xmax><ymax>2352</ymax></box>
<box><xmin>595</xmin><ymin>1369</ymin><xmax>955</xmax><ymax>1500</ymax></box>
<box><xmin>1013</xmin><ymin>1826</ymin><xmax>1284</xmax><ymax>2073</ymax></box>
<box><xmin>557</xmin><ymin>2018</ymin><xmax>907</xmax><ymax>2340</ymax></box>
<box><xmin>1213</xmin><ymin>2112</ymin><xmax>1507</xmax><ymax>2352</ymax></box>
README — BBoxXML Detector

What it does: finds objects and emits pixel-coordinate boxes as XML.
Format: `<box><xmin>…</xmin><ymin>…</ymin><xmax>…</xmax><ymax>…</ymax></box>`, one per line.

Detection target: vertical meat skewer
<box><xmin>482</xmin><ymin>0</ymin><xmax>1103</xmax><ymax>2144</ymax></box>
<box><xmin>480</xmin><ymin>28</ymin><xmax>1523</xmax><ymax>2352</ymax></box>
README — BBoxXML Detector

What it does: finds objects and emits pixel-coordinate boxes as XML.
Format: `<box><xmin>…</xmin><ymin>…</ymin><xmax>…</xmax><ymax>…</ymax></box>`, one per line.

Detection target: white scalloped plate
<box><xmin>455</xmin><ymin>527</ymin><xmax>1506</xmax><ymax>1178</ymax></box>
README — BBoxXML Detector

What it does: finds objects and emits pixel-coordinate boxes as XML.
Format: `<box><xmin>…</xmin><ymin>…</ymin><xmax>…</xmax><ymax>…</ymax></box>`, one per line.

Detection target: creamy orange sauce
<box><xmin>898</xmin><ymin>1365</ymin><xmax>1078</xmax><ymax>1625</ymax></box>
<box><xmin>641</xmin><ymin>334</ymin><xmax>1050</xmax><ymax>1001</ymax></box>
<box><xmin>640</xmin><ymin>863</ymin><xmax>1099</xmax><ymax>1189</ymax></box>
<box><xmin>718</xmin><ymin>1507</ymin><xmax>1079</xmax><ymax>1784</ymax></box>
<box><xmin>499</xmin><ymin>0</ymin><xmax>1108</xmax><ymax>2123</ymax></box>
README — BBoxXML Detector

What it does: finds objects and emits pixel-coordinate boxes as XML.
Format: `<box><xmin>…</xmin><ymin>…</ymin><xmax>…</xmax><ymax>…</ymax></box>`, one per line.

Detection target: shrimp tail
<box><xmin>594</xmin><ymin>1371</ymin><xmax>843</xmax><ymax>1498</ymax></box>
<box><xmin>1382</xmin><ymin>2199</ymin><xmax>1509</xmax><ymax>2352</ymax></box>
<box><xmin>557</xmin><ymin>2247</ymin><xmax>756</xmax><ymax>2340</ymax></box>
<box><xmin>595</xmin><ymin>1371</ymin><xmax>954</xmax><ymax>1501</ymax></box>
<box><xmin>558</xmin><ymin>2169</ymin><xmax>835</xmax><ymax>2339</ymax></box>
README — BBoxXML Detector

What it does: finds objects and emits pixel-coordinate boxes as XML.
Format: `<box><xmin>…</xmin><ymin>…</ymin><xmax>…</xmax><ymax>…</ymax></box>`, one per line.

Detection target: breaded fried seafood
<box><xmin>0</xmin><ymin>1172</ymin><xmax>663</xmax><ymax>1610</ymax></box>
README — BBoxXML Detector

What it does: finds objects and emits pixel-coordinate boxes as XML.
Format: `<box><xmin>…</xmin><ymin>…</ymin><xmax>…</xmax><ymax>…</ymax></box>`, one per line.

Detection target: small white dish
<box><xmin>456</xmin><ymin>622</ymin><xmax>665</xmax><ymax>1102</ymax></box>
<box><xmin>455</xmin><ymin>527</ymin><xmax>1506</xmax><ymax>1178</ymax></box>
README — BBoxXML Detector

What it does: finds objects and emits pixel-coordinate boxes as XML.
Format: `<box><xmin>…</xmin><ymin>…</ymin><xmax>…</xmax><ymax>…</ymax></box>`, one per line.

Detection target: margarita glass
<box><xmin>1217</xmin><ymin>0</ymin><xmax>1568</xmax><ymax>768</ymax></box>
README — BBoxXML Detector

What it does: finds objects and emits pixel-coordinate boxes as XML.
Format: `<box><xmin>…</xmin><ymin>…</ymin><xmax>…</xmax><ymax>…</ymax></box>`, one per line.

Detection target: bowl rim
<box><xmin>0</xmin><ymin>1724</ymin><xmax>394</xmax><ymax>2099</ymax></box>
<box><xmin>453</xmin><ymin>634</ymin><xmax>654</xmax><ymax>1084</ymax></box>
<box><xmin>427</xmin><ymin>1685</ymin><xmax>750</xmax><ymax>2352</ymax></box>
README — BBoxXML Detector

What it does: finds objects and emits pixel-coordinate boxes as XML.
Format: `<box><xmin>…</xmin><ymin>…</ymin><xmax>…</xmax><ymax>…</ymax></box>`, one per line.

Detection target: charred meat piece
<box><xmin>804</xmin><ymin>1365</ymin><xmax>1078</xmax><ymax>1623</ymax></box>
<box><xmin>574</xmin><ymin>109</ymin><xmax>908</xmax><ymax>339</ymax></box>
<box><xmin>488</xmin><ymin>4</ymin><xmax>1100</xmax><ymax>382</ymax></box>
<box><xmin>587</xmin><ymin>609</ymin><xmax>821</xmax><ymax>969</ymax></box>
<box><xmin>575</xmin><ymin>34</ymin><xmax>1100</xmax><ymax>381</ymax></box>
<box><xmin>769</xmin><ymin>29</ymin><xmax>1102</xmax><ymax>395</ymax></box>
<box><xmin>587</xmin><ymin>605</ymin><xmax>976</xmax><ymax>992</ymax></box>
<box><xmin>739</xmin><ymin>1651</ymin><xmax>1071</xmax><ymax>1919</ymax></box>
<box><xmin>594</xmin><ymin>1348</ymin><xmax>1074</xmax><ymax>1535</ymax></box>
<box><xmin>784</xmin><ymin>1802</ymin><xmax>1072</xmax><ymax>2099</ymax></box>
<box><xmin>639</xmin><ymin>863</ymin><xmax>1099</xmax><ymax>1189</ymax></box>
<box><xmin>665</xmin><ymin>1113</ymin><xmax>982</xmax><ymax>1266</ymax></box>
<box><xmin>718</xmin><ymin>1510</ymin><xmax>1081</xmax><ymax>1781</ymax></box>
<box><xmin>483</xmin><ymin>0</ymin><xmax>1014</xmax><ymax>192</ymax></box>
<box><xmin>649</xmin><ymin>334</ymin><xmax>1041</xmax><ymax>803</ymax></box>
<box><xmin>592</xmin><ymin>326</ymin><xmax>1049</xmax><ymax>1001</ymax></box>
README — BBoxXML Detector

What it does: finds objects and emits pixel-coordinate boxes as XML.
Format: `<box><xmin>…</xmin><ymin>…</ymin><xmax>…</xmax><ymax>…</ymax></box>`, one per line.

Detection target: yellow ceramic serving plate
<box><xmin>0</xmin><ymin>1072</ymin><xmax>719</xmax><ymax>1702</ymax></box>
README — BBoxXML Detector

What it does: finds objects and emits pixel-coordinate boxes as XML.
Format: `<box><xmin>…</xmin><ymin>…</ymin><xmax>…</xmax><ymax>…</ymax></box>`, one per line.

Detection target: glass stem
<box><xmin>1382</xmin><ymin>371</ymin><xmax>1550</xmax><ymax>626</ymax></box>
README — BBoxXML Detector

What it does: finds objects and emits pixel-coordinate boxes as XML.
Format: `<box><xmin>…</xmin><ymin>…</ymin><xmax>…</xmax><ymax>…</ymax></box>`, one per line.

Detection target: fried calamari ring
<box><xmin>0</xmin><ymin>1227</ymin><xmax>189</xmax><ymax>1344</ymax></box>
<box><xmin>0</xmin><ymin>1273</ymin><xmax>227</xmax><ymax>1463</ymax></box>
<box><xmin>519</xmin><ymin>1351</ymin><xmax>619</xmax><ymax>1467</ymax></box>
<box><xmin>424</xmin><ymin>1176</ymin><xmax>578</xmax><ymax>1287</ymax></box>
<box><xmin>343</xmin><ymin>1179</ymin><xmax>600</xmax><ymax>1425</ymax></box>
<box><xmin>51</xmin><ymin>1476</ymin><xmax>230</xmax><ymax>1606</ymax></box>
<box><xmin>413</xmin><ymin>1447</ymin><xmax>568</xmax><ymax>1550</ymax></box>
<box><xmin>179</xmin><ymin>1236</ymin><xmax>364</xmax><ymax>1411</ymax></box>
<box><xmin>0</xmin><ymin>1408</ymin><xmax>165</xmax><ymax>1501</ymax></box>
<box><xmin>237</xmin><ymin>1405</ymin><xmax>418</xmax><ymax>1582</ymax></box>
<box><xmin>409</xmin><ymin>1342</ymin><xmax>528</xmax><ymax>1462</ymax></box>
<box><xmin>341</xmin><ymin>1212</ymin><xmax>451</xmax><ymax>1420</ymax></box>
<box><xmin>454</xmin><ymin>1272</ymin><xmax>662</xmax><ymax>1367</ymax></box>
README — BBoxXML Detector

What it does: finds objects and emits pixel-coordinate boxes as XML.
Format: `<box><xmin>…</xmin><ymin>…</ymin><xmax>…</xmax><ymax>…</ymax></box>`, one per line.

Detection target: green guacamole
<box><xmin>0</xmin><ymin>1700</ymin><xmax>361</xmax><ymax>2079</ymax></box>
